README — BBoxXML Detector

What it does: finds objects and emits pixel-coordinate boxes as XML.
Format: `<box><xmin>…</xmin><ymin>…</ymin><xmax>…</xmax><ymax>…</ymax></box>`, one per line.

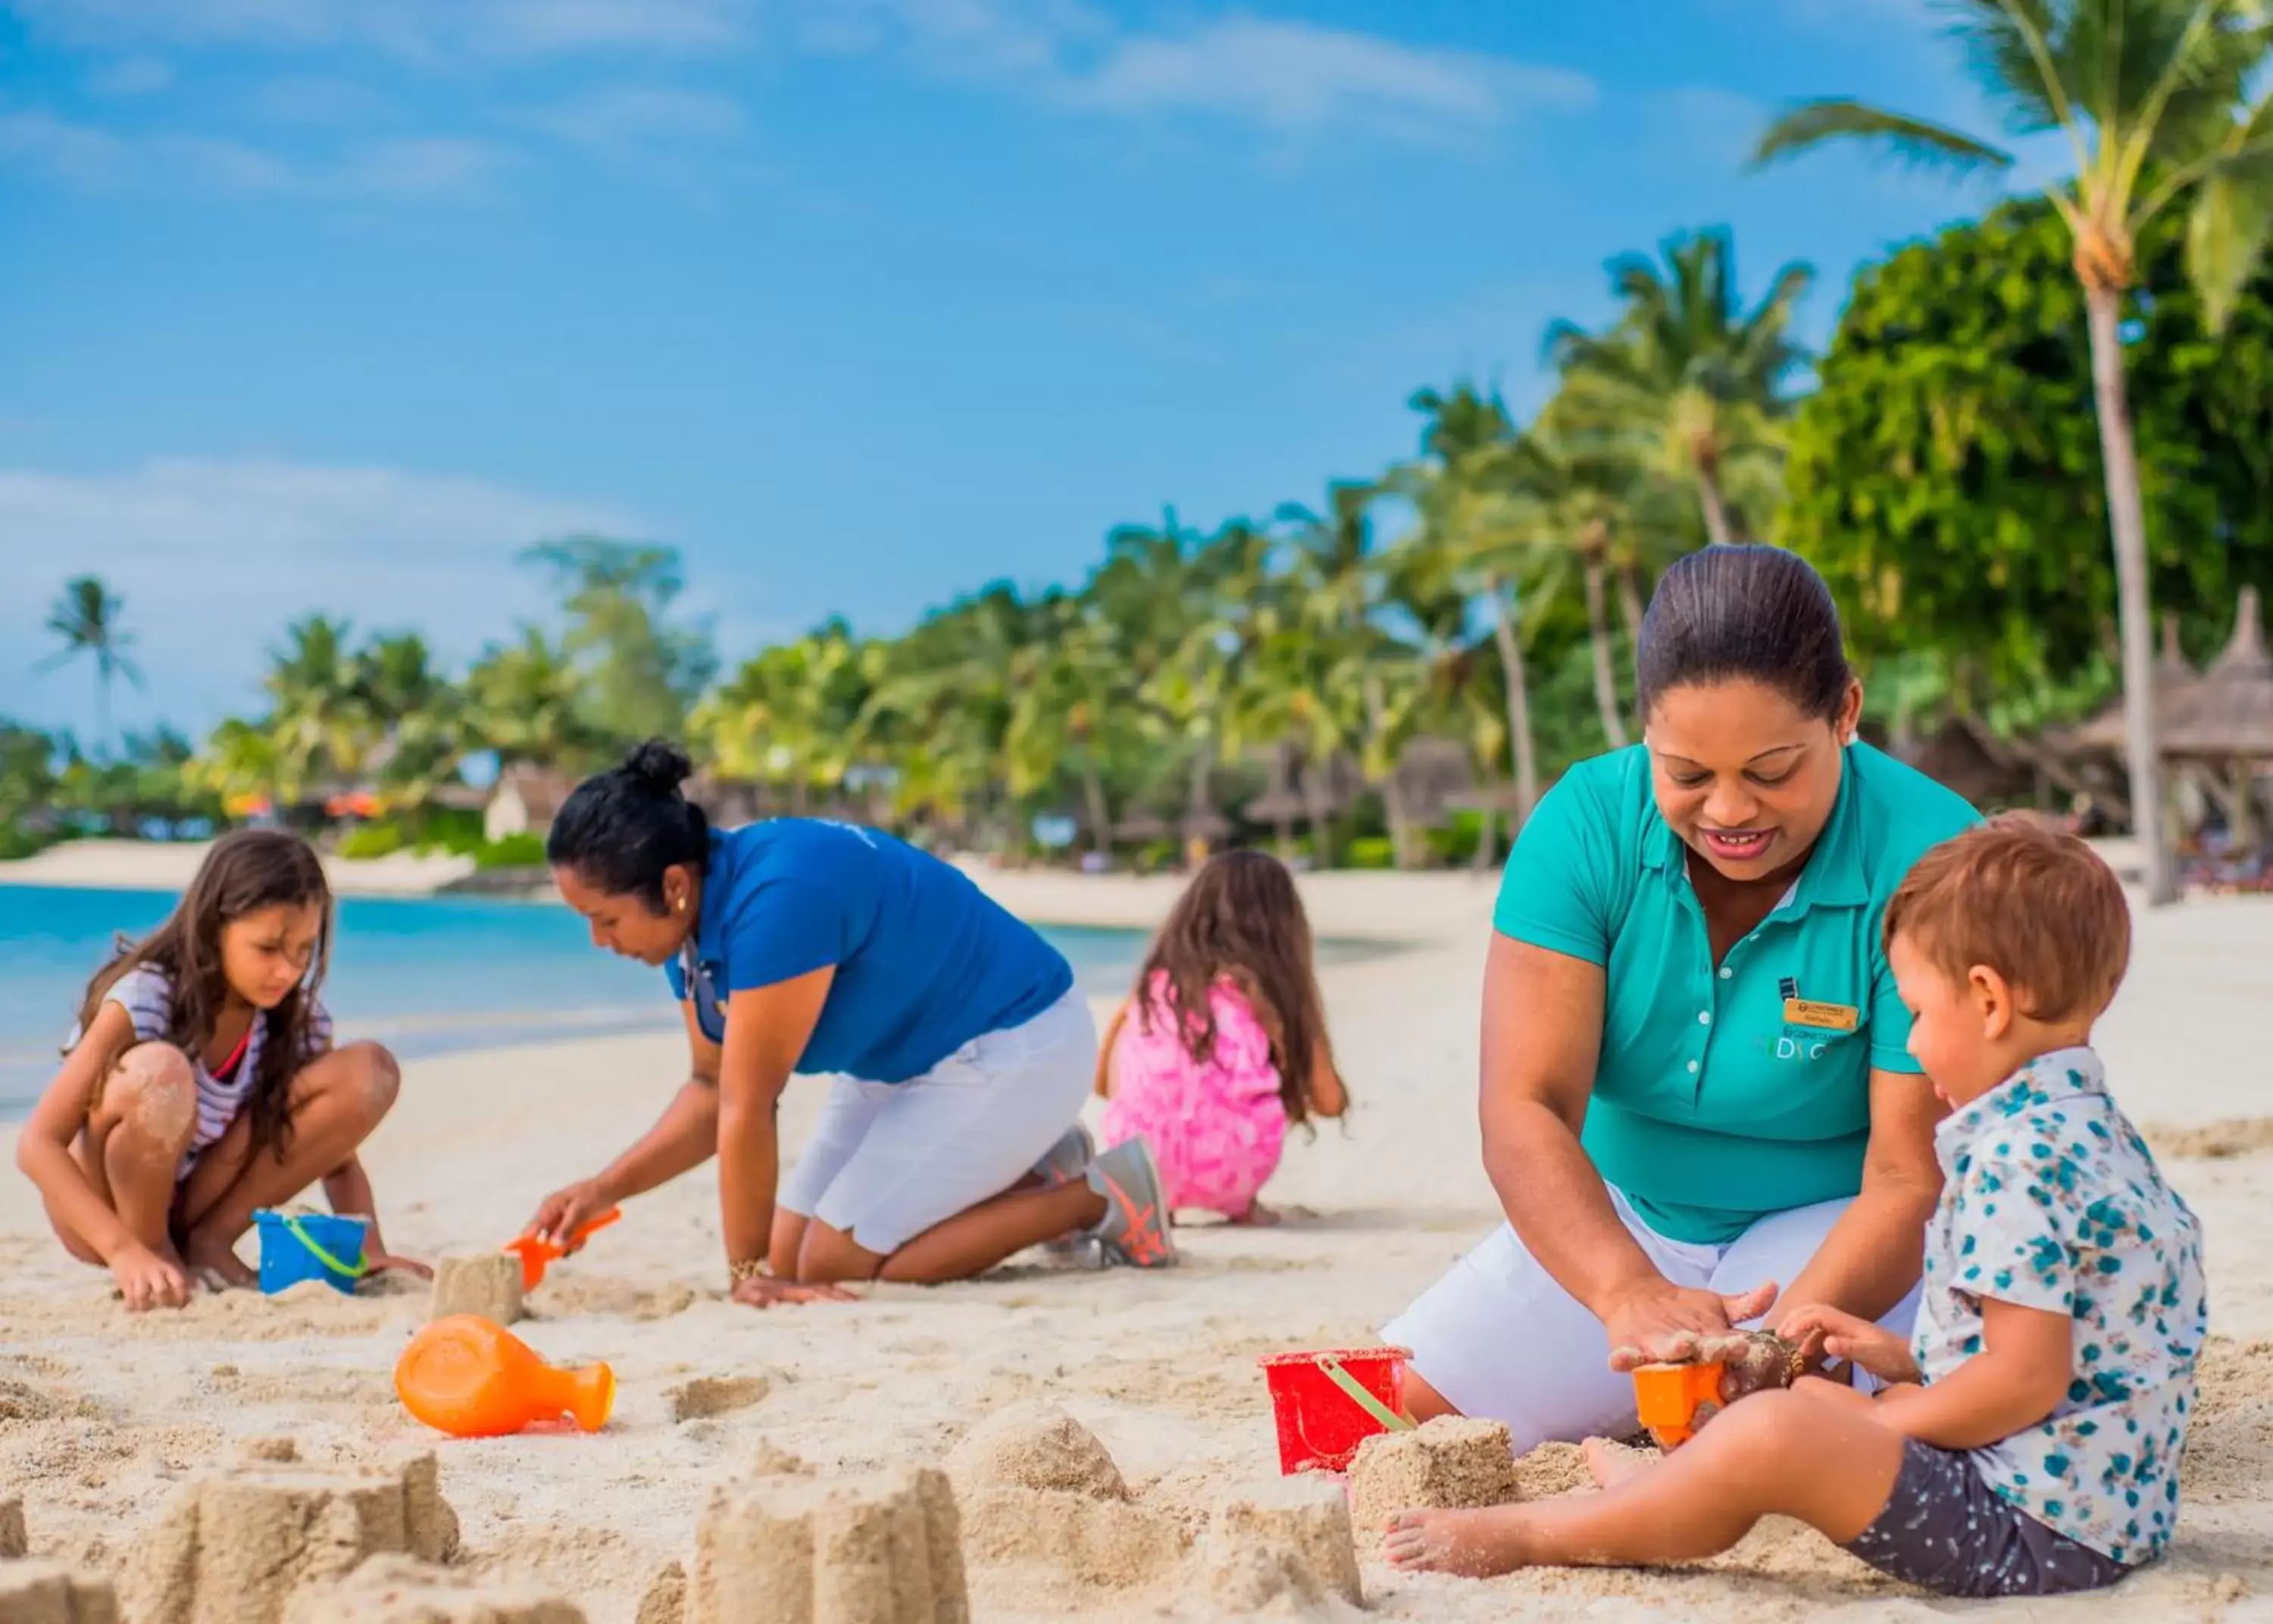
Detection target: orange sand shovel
<box><xmin>1633</xmin><ymin>1360</ymin><xmax>1726</xmax><ymax>1449</ymax></box>
<box><xmin>396</xmin><ymin>1314</ymin><xmax>615</xmax><ymax>1439</ymax></box>
<box><xmin>502</xmin><ymin>1207</ymin><xmax>621</xmax><ymax>1291</ymax></box>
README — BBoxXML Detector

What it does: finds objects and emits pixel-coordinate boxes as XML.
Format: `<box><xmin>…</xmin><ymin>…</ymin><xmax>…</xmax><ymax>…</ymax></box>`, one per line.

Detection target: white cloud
<box><xmin>788</xmin><ymin>4</ymin><xmax>1593</xmax><ymax>154</ymax></box>
<box><xmin>0</xmin><ymin>109</ymin><xmax>129</xmax><ymax>187</ymax></box>
<box><xmin>250</xmin><ymin>75</ymin><xmax>403</xmax><ymax>126</ymax></box>
<box><xmin>1061</xmin><ymin>17</ymin><xmax>1593</xmax><ymax>149</ymax></box>
<box><xmin>339</xmin><ymin>136</ymin><xmax>509</xmax><ymax>195</ymax></box>
<box><xmin>0</xmin><ymin>459</ymin><xmax>647</xmax><ymax>735</ymax></box>
<box><xmin>0</xmin><ymin>113</ymin><xmax>505</xmax><ymax>196</ymax></box>
<box><xmin>10</xmin><ymin>0</ymin><xmax>763</xmax><ymax>59</ymax></box>
<box><xmin>87</xmin><ymin>54</ymin><xmax>173</xmax><ymax>95</ymax></box>
<box><xmin>509</xmin><ymin>84</ymin><xmax>749</xmax><ymax>151</ymax></box>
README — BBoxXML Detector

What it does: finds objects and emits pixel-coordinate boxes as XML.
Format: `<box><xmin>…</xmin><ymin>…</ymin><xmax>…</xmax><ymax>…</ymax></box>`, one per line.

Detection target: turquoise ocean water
<box><xmin>0</xmin><ymin>884</ymin><xmax>1146</xmax><ymax>1116</ymax></box>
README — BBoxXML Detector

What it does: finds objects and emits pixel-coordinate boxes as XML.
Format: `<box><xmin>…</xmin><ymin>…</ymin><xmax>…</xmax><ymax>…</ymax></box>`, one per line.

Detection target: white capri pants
<box><xmin>779</xmin><ymin>988</ymin><xmax>1096</xmax><ymax>1255</ymax></box>
<box><xmin>1383</xmin><ymin>1186</ymin><xmax>1923</xmax><ymax>1453</ymax></box>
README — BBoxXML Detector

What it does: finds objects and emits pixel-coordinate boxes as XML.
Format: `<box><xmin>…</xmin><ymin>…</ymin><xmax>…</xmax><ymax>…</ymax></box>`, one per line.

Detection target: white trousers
<box><xmin>1382</xmin><ymin>1187</ymin><xmax>1922</xmax><ymax>1453</ymax></box>
<box><xmin>777</xmin><ymin>990</ymin><xmax>1096</xmax><ymax>1255</ymax></box>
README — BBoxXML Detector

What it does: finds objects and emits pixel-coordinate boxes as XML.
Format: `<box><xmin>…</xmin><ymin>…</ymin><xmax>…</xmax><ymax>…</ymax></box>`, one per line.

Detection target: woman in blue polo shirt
<box><xmin>523</xmin><ymin>742</ymin><xmax>1174</xmax><ymax>1307</ymax></box>
<box><xmin>1384</xmin><ymin>545</ymin><xmax>1977</xmax><ymax>1447</ymax></box>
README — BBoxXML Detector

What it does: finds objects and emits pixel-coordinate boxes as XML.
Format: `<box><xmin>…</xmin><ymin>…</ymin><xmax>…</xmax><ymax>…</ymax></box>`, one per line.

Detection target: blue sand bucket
<box><xmin>254</xmin><ymin>1208</ymin><xmax>369</xmax><ymax>1295</ymax></box>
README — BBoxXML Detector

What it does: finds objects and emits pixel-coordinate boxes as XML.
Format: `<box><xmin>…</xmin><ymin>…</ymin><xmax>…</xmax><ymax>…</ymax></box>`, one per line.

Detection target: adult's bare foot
<box><xmin>1582</xmin><ymin>1435</ymin><xmax>1657</xmax><ymax>1490</ymax></box>
<box><xmin>1383</xmin><ymin>1506</ymin><xmax>1536</xmax><ymax>1576</ymax></box>
<box><xmin>180</xmin><ymin>1230</ymin><xmax>257</xmax><ymax>1290</ymax></box>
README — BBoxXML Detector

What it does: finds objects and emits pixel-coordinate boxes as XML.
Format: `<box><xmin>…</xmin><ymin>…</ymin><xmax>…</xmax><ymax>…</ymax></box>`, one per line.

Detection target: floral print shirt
<box><xmin>1913</xmin><ymin>1046</ymin><xmax>2206</xmax><ymax>1564</ymax></box>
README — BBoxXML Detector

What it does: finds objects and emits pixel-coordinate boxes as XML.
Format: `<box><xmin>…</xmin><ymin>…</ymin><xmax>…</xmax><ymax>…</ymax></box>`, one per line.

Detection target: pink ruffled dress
<box><xmin>1101</xmin><ymin>972</ymin><xmax>1287</xmax><ymax>1219</ymax></box>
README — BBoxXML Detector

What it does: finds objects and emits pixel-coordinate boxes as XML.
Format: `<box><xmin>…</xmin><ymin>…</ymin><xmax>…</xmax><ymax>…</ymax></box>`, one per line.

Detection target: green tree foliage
<box><xmin>523</xmin><ymin>537</ymin><xmax>718</xmax><ymax>747</ymax></box>
<box><xmin>1780</xmin><ymin>198</ymin><xmax>2273</xmax><ymax>689</ymax></box>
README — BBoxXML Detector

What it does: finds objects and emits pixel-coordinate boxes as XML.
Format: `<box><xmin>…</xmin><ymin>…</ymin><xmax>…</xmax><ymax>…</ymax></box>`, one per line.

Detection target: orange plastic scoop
<box><xmin>395</xmin><ymin>1314</ymin><xmax>614</xmax><ymax>1439</ymax></box>
<box><xmin>502</xmin><ymin>1207</ymin><xmax>621</xmax><ymax>1291</ymax></box>
<box><xmin>1633</xmin><ymin>1360</ymin><xmax>1726</xmax><ymax>1449</ymax></box>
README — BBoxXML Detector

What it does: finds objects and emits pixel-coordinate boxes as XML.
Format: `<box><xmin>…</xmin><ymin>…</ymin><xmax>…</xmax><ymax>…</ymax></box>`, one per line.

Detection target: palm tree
<box><xmin>1399</xmin><ymin>385</ymin><xmax>1546</xmax><ymax>826</ymax></box>
<box><xmin>36</xmin><ymin>576</ymin><xmax>143</xmax><ymax>755</ymax></box>
<box><xmin>263</xmin><ymin>614</ymin><xmax>370</xmax><ymax>800</ymax></box>
<box><xmin>1752</xmin><ymin>0</ymin><xmax>2273</xmax><ymax>906</ymax></box>
<box><xmin>464</xmin><ymin>627</ymin><xmax>597</xmax><ymax>770</ymax></box>
<box><xmin>1546</xmin><ymin>229</ymin><xmax>1812</xmax><ymax>548</ymax></box>
<box><xmin>1004</xmin><ymin>601</ymin><xmax>1127</xmax><ymax>852</ymax></box>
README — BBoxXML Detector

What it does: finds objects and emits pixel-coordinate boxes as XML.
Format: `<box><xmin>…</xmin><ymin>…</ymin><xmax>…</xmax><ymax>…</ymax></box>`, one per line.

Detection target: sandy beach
<box><xmin>3</xmin><ymin>866</ymin><xmax>2271</xmax><ymax>1622</ymax></box>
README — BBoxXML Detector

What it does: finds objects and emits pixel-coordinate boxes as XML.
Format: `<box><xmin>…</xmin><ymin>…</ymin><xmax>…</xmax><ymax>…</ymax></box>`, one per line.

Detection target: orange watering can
<box><xmin>1632</xmin><ymin>1360</ymin><xmax>1725</xmax><ymax>1449</ymax></box>
<box><xmin>395</xmin><ymin>1315</ymin><xmax>614</xmax><ymax>1439</ymax></box>
<box><xmin>502</xmin><ymin>1207</ymin><xmax>621</xmax><ymax>1291</ymax></box>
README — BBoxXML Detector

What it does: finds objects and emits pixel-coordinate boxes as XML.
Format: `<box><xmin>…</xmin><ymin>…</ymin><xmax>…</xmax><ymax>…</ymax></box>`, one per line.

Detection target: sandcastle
<box><xmin>1346</xmin><ymin>1416</ymin><xmax>1521</xmax><ymax>1532</ymax></box>
<box><xmin>282</xmin><ymin>1555</ymin><xmax>586</xmax><ymax>1624</ymax></box>
<box><xmin>2</xmin><ymin>1491</ymin><xmax>27</xmax><ymax>1558</ymax></box>
<box><xmin>943</xmin><ymin>1404</ymin><xmax>1187</xmax><ymax>1591</ymax></box>
<box><xmin>428</xmin><ymin>1251</ymin><xmax>526</xmax><ymax>1326</ymax></box>
<box><xmin>120</xmin><ymin>1451</ymin><xmax>461</xmax><ymax>1624</ymax></box>
<box><xmin>1197</xmin><ymin>1477</ymin><xmax>1362</xmax><ymax>1610</ymax></box>
<box><xmin>0</xmin><ymin>1561</ymin><xmax>120</xmax><ymax>1624</ymax></box>
<box><xmin>687</xmin><ymin>1463</ymin><xmax>968</xmax><ymax>1624</ymax></box>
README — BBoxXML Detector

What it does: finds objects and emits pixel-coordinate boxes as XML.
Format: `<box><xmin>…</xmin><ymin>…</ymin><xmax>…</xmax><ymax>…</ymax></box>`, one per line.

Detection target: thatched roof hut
<box><xmin>1113</xmin><ymin>810</ymin><xmax>1174</xmax><ymax>843</ymax></box>
<box><xmin>1243</xmin><ymin>745</ymin><xmax>1308</xmax><ymax>826</ymax></box>
<box><xmin>2162</xmin><ymin>588</ymin><xmax>2273</xmax><ymax>762</ymax></box>
<box><xmin>2059</xmin><ymin>614</ymin><xmax>2197</xmax><ymax>755</ymax></box>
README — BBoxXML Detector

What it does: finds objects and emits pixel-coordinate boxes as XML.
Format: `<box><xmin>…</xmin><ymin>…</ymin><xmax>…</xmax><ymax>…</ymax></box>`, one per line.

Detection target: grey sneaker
<box><xmin>1032</xmin><ymin>1122</ymin><xmax>1095</xmax><ymax>1188</ymax></box>
<box><xmin>1084</xmin><ymin>1138</ymin><xmax>1176</xmax><ymax>1268</ymax></box>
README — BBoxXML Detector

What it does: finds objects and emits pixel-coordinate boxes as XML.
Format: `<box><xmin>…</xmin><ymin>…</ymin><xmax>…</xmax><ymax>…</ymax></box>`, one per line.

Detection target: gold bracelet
<box><xmin>729</xmin><ymin>1257</ymin><xmax>771</xmax><ymax>1285</ymax></box>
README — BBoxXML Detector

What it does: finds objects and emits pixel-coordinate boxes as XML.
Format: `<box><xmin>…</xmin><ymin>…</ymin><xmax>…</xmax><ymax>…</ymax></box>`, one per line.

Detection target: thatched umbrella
<box><xmin>1113</xmin><ymin>810</ymin><xmax>1174</xmax><ymax>844</ymax></box>
<box><xmin>1179</xmin><ymin>805</ymin><xmax>1233</xmax><ymax>844</ymax></box>
<box><xmin>2061</xmin><ymin>614</ymin><xmax>2197</xmax><ymax>754</ymax></box>
<box><xmin>1244</xmin><ymin>746</ymin><xmax>1308</xmax><ymax>859</ymax></box>
<box><xmin>2162</xmin><ymin>589</ymin><xmax>2273</xmax><ymax>761</ymax></box>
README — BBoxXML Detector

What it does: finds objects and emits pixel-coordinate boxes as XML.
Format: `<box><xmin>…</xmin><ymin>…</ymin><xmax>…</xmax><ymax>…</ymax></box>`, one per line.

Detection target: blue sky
<box><xmin>0</xmin><ymin>0</ymin><xmax>2019</xmax><ymax>741</ymax></box>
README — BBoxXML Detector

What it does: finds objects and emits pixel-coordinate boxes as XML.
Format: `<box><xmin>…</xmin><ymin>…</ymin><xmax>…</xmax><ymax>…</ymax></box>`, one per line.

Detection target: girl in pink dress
<box><xmin>1096</xmin><ymin>851</ymin><xmax>1348</xmax><ymax>1226</ymax></box>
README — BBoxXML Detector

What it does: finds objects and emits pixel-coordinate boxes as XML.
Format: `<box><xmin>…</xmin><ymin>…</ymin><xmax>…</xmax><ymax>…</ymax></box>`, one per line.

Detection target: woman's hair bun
<box><xmin>622</xmin><ymin>739</ymin><xmax>694</xmax><ymax>796</ymax></box>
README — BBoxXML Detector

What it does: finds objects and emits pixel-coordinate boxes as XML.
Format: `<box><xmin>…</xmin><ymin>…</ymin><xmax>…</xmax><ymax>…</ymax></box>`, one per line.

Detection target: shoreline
<box><xmin>0</xmin><ymin>835</ymin><xmax>1496</xmax><ymax>938</ymax></box>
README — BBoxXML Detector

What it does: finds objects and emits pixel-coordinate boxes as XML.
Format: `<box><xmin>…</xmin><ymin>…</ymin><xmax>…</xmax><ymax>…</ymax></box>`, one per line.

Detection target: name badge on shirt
<box><xmin>1784</xmin><ymin>998</ymin><xmax>1860</xmax><ymax>1033</ymax></box>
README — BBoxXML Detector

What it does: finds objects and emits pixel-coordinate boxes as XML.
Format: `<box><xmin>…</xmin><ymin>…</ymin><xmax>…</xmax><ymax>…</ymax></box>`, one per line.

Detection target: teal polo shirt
<box><xmin>1496</xmin><ymin>742</ymin><xmax>1978</xmax><ymax>1245</ymax></box>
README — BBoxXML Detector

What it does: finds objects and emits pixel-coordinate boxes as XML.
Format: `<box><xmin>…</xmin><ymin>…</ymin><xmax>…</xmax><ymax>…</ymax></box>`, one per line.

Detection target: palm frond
<box><xmin>2184</xmin><ymin>92</ymin><xmax>2273</xmax><ymax>329</ymax></box>
<box><xmin>1751</xmin><ymin>97</ymin><xmax>2017</xmax><ymax>176</ymax></box>
<box><xmin>1945</xmin><ymin>1</ymin><xmax>2071</xmax><ymax>140</ymax></box>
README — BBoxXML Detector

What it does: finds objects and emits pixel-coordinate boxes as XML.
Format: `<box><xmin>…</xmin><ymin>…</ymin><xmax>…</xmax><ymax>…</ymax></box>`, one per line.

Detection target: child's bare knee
<box><xmin>108</xmin><ymin>1044</ymin><xmax>198</xmax><ymax>1147</ymax></box>
<box><xmin>335</xmin><ymin>1042</ymin><xmax>402</xmax><ymax>1117</ymax></box>
<box><xmin>1705</xmin><ymin>1388</ymin><xmax>1818</xmax><ymax>1463</ymax></box>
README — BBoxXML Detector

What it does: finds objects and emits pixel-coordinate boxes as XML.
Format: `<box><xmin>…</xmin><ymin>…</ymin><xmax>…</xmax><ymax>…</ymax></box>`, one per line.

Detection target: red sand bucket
<box><xmin>1258</xmin><ymin>1345</ymin><xmax>1415</xmax><ymax>1475</ymax></box>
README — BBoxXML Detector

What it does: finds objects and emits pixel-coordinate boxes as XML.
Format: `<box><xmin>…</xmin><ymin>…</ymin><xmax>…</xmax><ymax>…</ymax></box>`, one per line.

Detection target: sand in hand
<box><xmin>2</xmin><ymin>870</ymin><xmax>2272</xmax><ymax>1621</ymax></box>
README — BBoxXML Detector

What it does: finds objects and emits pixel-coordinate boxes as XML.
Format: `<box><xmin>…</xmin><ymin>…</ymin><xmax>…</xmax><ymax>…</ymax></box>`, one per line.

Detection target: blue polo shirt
<box><xmin>664</xmin><ymin>820</ymin><xmax>1074</xmax><ymax>1084</ymax></box>
<box><xmin>1496</xmin><ymin>742</ymin><xmax>1978</xmax><ymax>1245</ymax></box>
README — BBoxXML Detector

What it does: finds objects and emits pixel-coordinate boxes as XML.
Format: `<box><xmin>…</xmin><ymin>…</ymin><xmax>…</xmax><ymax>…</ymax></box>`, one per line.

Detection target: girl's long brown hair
<box><xmin>1131</xmin><ymin>848</ymin><xmax>1339</xmax><ymax>1128</ymax></box>
<box><xmin>72</xmin><ymin>829</ymin><xmax>333</xmax><ymax>1160</ymax></box>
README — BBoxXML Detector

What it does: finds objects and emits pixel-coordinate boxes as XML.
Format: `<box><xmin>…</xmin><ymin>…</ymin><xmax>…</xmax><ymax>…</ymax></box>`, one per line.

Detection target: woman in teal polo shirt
<box><xmin>521</xmin><ymin>742</ymin><xmax>1174</xmax><ymax>1307</ymax></box>
<box><xmin>1384</xmin><ymin>545</ymin><xmax>1977</xmax><ymax>1447</ymax></box>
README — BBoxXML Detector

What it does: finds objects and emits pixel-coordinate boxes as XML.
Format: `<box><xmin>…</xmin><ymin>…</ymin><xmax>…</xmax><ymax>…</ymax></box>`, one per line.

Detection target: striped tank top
<box><xmin>66</xmin><ymin>965</ymin><xmax>334</xmax><ymax>1176</ymax></box>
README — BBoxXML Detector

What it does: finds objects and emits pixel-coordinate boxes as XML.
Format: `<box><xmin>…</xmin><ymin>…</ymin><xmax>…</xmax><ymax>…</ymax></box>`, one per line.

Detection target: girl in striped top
<box><xmin>14</xmin><ymin>830</ymin><xmax>424</xmax><ymax>1310</ymax></box>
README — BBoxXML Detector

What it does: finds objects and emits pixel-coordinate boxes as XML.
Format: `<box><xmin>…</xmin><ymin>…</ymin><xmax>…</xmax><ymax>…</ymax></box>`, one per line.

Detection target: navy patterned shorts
<box><xmin>1841</xmin><ymin>1438</ymin><xmax>2134</xmax><ymax>1598</ymax></box>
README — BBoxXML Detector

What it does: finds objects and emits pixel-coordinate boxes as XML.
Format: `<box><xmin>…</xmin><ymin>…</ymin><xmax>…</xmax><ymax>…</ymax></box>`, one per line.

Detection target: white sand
<box><xmin>2</xmin><ymin>869</ymin><xmax>2270</xmax><ymax>1622</ymax></box>
<box><xmin>0</xmin><ymin>838</ymin><xmax>476</xmax><ymax>897</ymax></box>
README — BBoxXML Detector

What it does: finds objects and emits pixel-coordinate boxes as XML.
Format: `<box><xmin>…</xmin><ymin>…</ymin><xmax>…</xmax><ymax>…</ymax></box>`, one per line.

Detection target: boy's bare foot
<box><xmin>1383</xmin><ymin>1505</ymin><xmax>1536</xmax><ymax>1576</ymax></box>
<box><xmin>1228</xmin><ymin>1201</ymin><xmax>1283</xmax><ymax>1227</ymax></box>
<box><xmin>180</xmin><ymin>1232</ymin><xmax>258</xmax><ymax>1291</ymax></box>
<box><xmin>1582</xmin><ymin>1435</ymin><xmax>1656</xmax><ymax>1490</ymax></box>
